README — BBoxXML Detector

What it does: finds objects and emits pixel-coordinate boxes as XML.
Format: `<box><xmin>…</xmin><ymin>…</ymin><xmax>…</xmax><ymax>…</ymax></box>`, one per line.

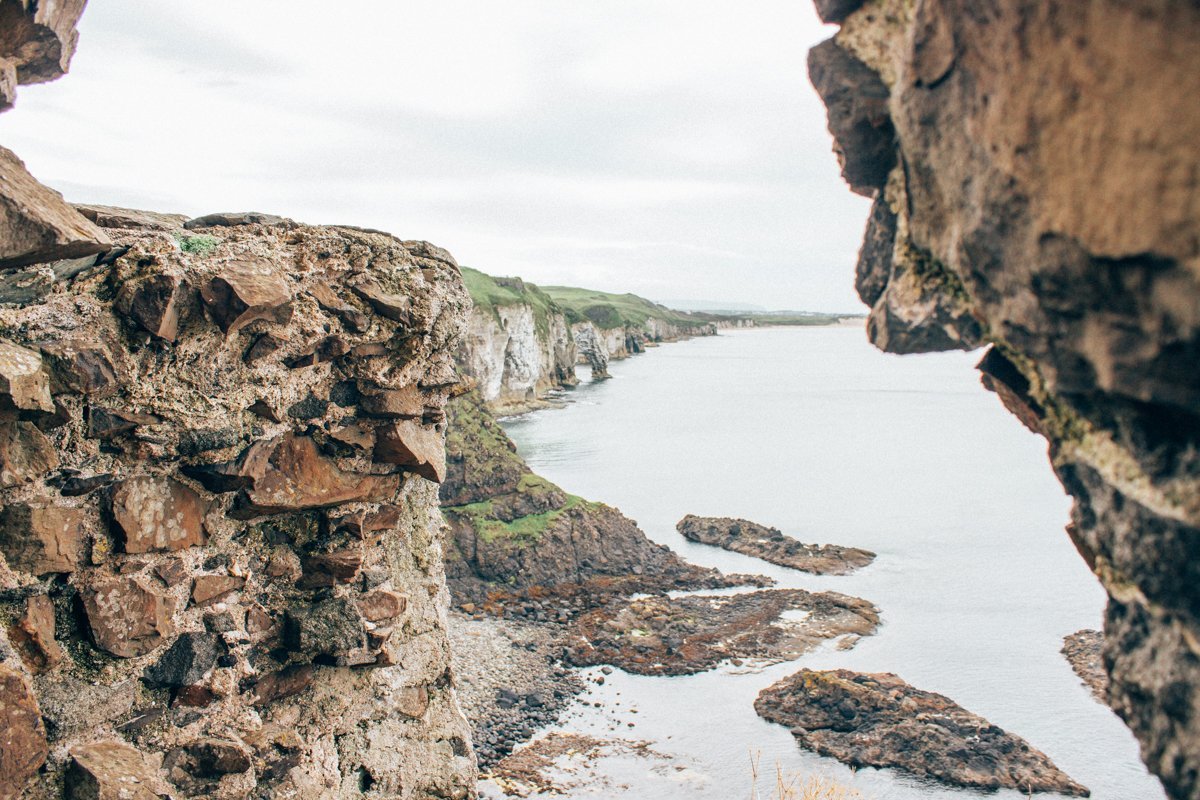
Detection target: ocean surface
<box><xmin>489</xmin><ymin>326</ymin><xmax>1163</xmax><ymax>800</ymax></box>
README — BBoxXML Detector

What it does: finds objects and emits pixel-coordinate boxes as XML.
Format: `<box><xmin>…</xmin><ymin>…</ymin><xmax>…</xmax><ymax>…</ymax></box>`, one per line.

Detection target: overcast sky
<box><xmin>4</xmin><ymin>1</ymin><xmax>870</xmax><ymax>312</ymax></box>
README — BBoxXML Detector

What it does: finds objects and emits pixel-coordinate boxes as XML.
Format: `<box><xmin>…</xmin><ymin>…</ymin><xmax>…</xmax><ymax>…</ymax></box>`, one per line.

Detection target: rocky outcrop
<box><xmin>458</xmin><ymin>306</ymin><xmax>576</xmax><ymax>414</ymax></box>
<box><xmin>808</xmin><ymin>3</ymin><xmax>1200</xmax><ymax>796</ymax></box>
<box><xmin>564</xmin><ymin>590</ymin><xmax>879</xmax><ymax>676</ymax></box>
<box><xmin>0</xmin><ymin>210</ymin><xmax>477</xmax><ymax>798</ymax></box>
<box><xmin>0</xmin><ymin>0</ymin><xmax>87</xmax><ymax>111</ymax></box>
<box><xmin>440</xmin><ymin>390</ymin><xmax>756</xmax><ymax>607</ymax></box>
<box><xmin>756</xmin><ymin>669</ymin><xmax>1088</xmax><ymax>796</ymax></box>
<box><xmin>1062</xmin><ymin>629</ymin><xmax>1107</xmax><ymax>703</ymax></box>
<box><xmin>677</xmin><ymin>515</ymin><xmax>875</xmax><ymax>575</ymax></box>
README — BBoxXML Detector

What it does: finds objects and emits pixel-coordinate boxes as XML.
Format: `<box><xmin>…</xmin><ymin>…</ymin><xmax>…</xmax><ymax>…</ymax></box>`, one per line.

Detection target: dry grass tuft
<box><xmin>749</xmin><ymin>751</ymin><xmax>868</xmax><ymax>800</ymax></box>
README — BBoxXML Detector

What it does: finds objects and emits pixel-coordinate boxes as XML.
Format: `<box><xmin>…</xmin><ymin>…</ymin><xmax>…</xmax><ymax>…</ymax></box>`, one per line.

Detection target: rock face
<box><xmin>440</xmin><ymin>390</ymin><xmax>753</xmax><ymax>606</ymax></box>
<box><xmin>807</xmin><ymin>3</ymin><xmax>1200</xmax><ymax>796</ymax></box>
<box><xmin>0</xmin><ymin>0</ymin><xmax>88</xmax><ymax>111</ymax></box>
<box><xmin>756</xmin><ymin>669</ymin><xmax>1088</xmax><ymax>796</ymax></box>
<box><xmin>677</xmin><ymin>515</ymin><xmax>875</xmax><ymax>575</ymax></box>
<box><xmin>0</xmin><ymin>212</ymin><xmax>477</xmax><ymax>798</ymax></box>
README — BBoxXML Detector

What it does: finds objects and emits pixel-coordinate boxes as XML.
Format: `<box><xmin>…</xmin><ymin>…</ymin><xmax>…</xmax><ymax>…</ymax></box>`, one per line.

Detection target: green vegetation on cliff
<box><xmin>541</xmin><ymin>284</ymin><xmax>713</xmax><ymax>330</ymax></box>
<box><xmin>460</xmin><ymin>267</ymin><xmax>561</xmax><ymax>338</ymax></box>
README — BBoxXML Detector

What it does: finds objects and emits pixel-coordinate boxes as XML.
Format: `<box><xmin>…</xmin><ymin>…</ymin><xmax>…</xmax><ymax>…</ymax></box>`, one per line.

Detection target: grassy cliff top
<box><xmin>540</xmin><ymin>284</ymin><xmax>711</xmax><ymax>330</ymax></box>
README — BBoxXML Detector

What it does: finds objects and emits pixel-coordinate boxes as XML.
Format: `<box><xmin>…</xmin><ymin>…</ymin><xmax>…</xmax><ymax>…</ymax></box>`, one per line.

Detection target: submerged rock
<box><xmin>756</xmin><ymin>668</ymin><xmax>1089</xmax><ymax>796</ymax></box>
<box><xmin>564</xmin><ymin>589</ymin><xmax>879</xmax><ymax>676</ymax></box>
<box><xmin>677</xmin><ymin>514</ymin><xmax>875</xmax><ymax>575</ymax></box>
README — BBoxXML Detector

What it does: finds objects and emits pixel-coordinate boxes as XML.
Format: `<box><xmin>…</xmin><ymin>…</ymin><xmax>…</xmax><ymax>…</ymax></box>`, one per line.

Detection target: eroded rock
<box><xmin>110</xmin><ymin>476</ymin><xmax>207</xmax><ymax>553</ymax></box>
<box><xmin>0</xmin><ymin>421</ymin><xmax>58</xmax><ymax>487</ymax></box>
<box><xmin>200</xmin><ymin>258</ymin><xmax>294</xmax><ymax>334</ymax></box>
<box><xmin>0</xmin><ymin>502</ymin><xmax>84</xmax><ymax>574</ymax></box>
<box><xmin>9</xmin><ymin>594</ymin><xmax>64</xmax><ymax>672</ymax></box>
<box><xmin>65</xmin><ymin>740</ymin><xmax>165</xmax><ymax>800</ymax></box>
<box><xmin>373</xmin><ymin>419</ymin><xmax>446</xmax><ymax>482</ymax></box>
<box><xmin>82</xmin><ymin>576</ymin><xmax>175</xmax><ymax>658</ymax></box>
<box><xmin>0</xmin><ymin>338</ymin><xmax>53</xmax><ymax>412</ymax></box>
<box><xmin>0</xmin><ymin>664</ymin><xmax>48</xmax><ymax>800</ymax></box>
<box><xmin>677</xmin><ymin>515</ymin><xmax>875</xmax><ymax>575</ymax></box>
<box><xmin>756</xmin><ymin>669</ymin><xmax>1088</xmax><ymax>796</ymax></box>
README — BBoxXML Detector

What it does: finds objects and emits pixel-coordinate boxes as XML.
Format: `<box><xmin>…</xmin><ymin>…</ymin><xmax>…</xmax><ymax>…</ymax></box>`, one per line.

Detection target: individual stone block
<box><xmin>0</xmin><ymin>147</ymin><xmax>109</xmax><ymax>269</ymax></box>
<box><xmin>9</xmin><ymin>594</ymin><xmax>64</xmax><ymax>672</ymax></box>
<box><xmin>86</xmin><ymin>407</ymin><xmax>161</xmax><ymax>439</ymax></box>
<box><xmin>0</xmin><ymin>502</ymin><xmax>84</xmax><ymax>574</ymax></box>
<box><xmin>143</xmin><ymin>632</ymin><xmax>226</xmax><ymax>689</ymax></box>
<box><xmin>114</xmin><ymin>273</ymin><xmax>183</xmax><ymax>342</ymax></box>
<box><xmin>357</xmin><ymin>589</ymin><xmax>407</xmax><ymax>622</ymax></box>
<box><xmin>0</xmin><ymin>420</ymin><xmax>57</xmax><ymax>487</ymax></box>
<box><xmin>373</xmin><ymin>419</ymin><xmax>446</xmax><ymax>483</ymax></box>
<box><xmin>283</xmin><ymin>596</ymin><xmax>369</xmax><ymax>659</ymax></box>
<box><xmin>0</xmin><ymin>338</ymin><xmax>53</xmax><ymax>412</ymax></box>
<box><xmin>349</xmin><ymin>276</ymin><xmax>412</xmax><ymax>324</ymax></box>
<box><xmin>251</xmin><ymin>664</ymin><xmax>313</xmax><ymax>706</ymax></box>
<box><xmin>82</xmin><ymin>576</ymin><xmax>175</xmax><ymax>658</ymax></box>
<box><xmin>185</xmin><ymin>738</ymin><xmax>252</xmax><ymax>776</ymax></box>
<box><xmin>65</xmin><ymin>740</ymin><xmax>165</xmax><ymax>800</ymax></box>
<box><xmin>200</xmin><ymin>258</ymin><xmax>294</xmax><ymax>334</ymax></box>
<box><xmin>74</xmin><ymin>204</ymin><xmax>188</xmax><ymax>231</ymax></box>
<box><xmin>358</xmin><ymin>384</ymin><xmax>425</xmax><ymax>418</ymax></box>
<box><xmin>184</xmin><ymin>211</ymin><xmax>288</xmax><ymax>228</ymax></box>
<box><xmin>110</xmin><ymin>476</ymin><xmax>207</xmax><ymax>553</ymax></box>
<box><xmin>299</xmin><ymin>547</ymin><xmax>363</xmax><ymax>588</ymax></box>
<box><xmin>232</xmin><ymin>433</ymin><xmax>400</xmax><ymax>517</ymax></box>
<box><xmin>191</xmin><ymin>574</ymin><xmax>244</xmax><ymax>606</ymax></box>
<box><xmin>0</xmin><ymin>664</ymin><xmax>48</xmax><ymax>800</ymax></box>
<box><xmin>37</xmin><ymin>337</ymin><xmax>118</xmax><ymax>397</ymax></box>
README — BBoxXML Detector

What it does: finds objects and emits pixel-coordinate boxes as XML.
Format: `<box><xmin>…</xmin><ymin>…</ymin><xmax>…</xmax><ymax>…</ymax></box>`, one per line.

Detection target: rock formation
<box><xmin>1062</xmin><ymin>629</ymin><xmax>1108</xmax><ymax>703</ymax></box>
<box><xmin>756</xmin><ymin>668</ymin><xmax>1088</xmax><ymax>796</ymax></box>
<box><xmin>807</xmin><ymin>3</ymin><xmax>1200</xmax><ymax>797</ymax></box>
<box><xmin>440</xmin><ymin>390</ymin><xmax>756</xmax><ymax>607</ymax></box>
<box><xmin>677</xmin><ymin>514</ymin><xmax>875</xmax><ymax>575</ymax></box>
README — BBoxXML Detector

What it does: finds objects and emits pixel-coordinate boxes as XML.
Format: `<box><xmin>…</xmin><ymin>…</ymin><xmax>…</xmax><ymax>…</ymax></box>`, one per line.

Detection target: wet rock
<box><xmin>565</xmin><ymin>589</ymin><xmax>879</xmax><ymax>676</ymax></box>
<box><xmin>9</xmin><ymin>594</ymin><xmax>64</xmax><ymax>672</ymax></box>
<box><xmin>0</xmin><ymin>338</ymin><xmax>53</xmax><ymax>412</ymax></box>
<box><xmin>0</xmin><ymin>664</ymin><xmax>48</xmax><ymax>800</ymax></box>
<box><xmin>82</xmin><ymin>576</ymin><xmax>175</xmax><ymax>658</ymax></box>
<box><xmin>200</xmin><ymin>258</ymin><xmax>294</xmax><ymax>334</ymax></box>
<box><xmin>143</xmin><ymin>632</ymin><xmax>226</xmax><ymax>689</ymax></box>
<box><xmin>65</xmin><ymin>740</ymin><xmax>165</xmax><ymax>800</ymax></box>
<box><xmin>190</xmin><ymin>574</ymin><xmax>244</xmax><ymax>606</ymax></box>
<box><xmin>0</xmin><ymin>502</ymin><xmax>84</xmax><ymax>574</ymax></box>
<box><xmin>0</xmin><ymin>146</ymin><xmax>109</xmax><ymax>269</ymax></box>
<box><xmin>756</xmin><ymin>669</ymin><xmax>1089</xmax><ymax>796</ymax></box>
<box><xmin>110</xmin><ymin>475</ymin><xmax>207</xmax><ymax>553</ymax></box>
<box><xmin>677</xmin><ymin>515</ymin><xmax>875</xmax><ymax>575</ymax></box>
<box><xmin>184</xmin><ymin>211</ymin><xmax>289</xmax><ymax>228</ymax></box>
<box><xmin>233</xmin><ymin>433</ymin><xmax>400</xmax><ymax>517</ymax></box>
<box><xmin>372</xmin><ymin>419</ymin><xmax>446</xmax><ymax>482</ymax></box>
<box><xmin>114</xmin><ymin>272</ymin><xmax>183</xmax><ymax>342</ymax></box>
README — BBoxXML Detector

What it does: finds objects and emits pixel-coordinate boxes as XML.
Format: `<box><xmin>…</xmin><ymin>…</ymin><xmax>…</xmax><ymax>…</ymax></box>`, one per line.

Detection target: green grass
<box><xmin>176</xmin><ymin>233</ymin><xmax>219</xmax><ymax>255</ymax></box>
<box><xmin>460</xmin><ymin>267</ymin><xmax>562</xmax><ymax>338</ymax></box>
<box><xmin>540</xmin><ymin>284</ymin><xmax>713</xmax><ymax>331</ymax></box>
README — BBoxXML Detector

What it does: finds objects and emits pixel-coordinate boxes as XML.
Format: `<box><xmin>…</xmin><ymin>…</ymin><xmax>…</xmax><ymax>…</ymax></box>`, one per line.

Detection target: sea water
<box><xmin>492</xmin><ymin>326</ymin><xmax>1163</xmax><ymax>800</ymax></box>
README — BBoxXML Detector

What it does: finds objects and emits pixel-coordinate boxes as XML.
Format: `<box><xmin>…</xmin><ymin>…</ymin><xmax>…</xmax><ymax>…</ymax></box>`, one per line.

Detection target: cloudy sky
<box><xmin>5</xmin><ymin>1</ymin><xmax>870</xmax><ymax>312</ymax></box>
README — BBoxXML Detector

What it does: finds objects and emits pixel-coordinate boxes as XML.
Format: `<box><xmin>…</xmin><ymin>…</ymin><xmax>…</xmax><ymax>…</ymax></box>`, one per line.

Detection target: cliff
<box><xmin>439</xmin><ymin>390</ymin><xmax>753</xmax><ymax>607</ymax></box>
<box><xmin>807</xmin><ymin>3</ymin><xmax>1200</xmax><ymax>798</ymax></box>
<box><xmin>0</xmin><ymin>7</ymin><xmax>476</xmax><ymax>797</ymax></box>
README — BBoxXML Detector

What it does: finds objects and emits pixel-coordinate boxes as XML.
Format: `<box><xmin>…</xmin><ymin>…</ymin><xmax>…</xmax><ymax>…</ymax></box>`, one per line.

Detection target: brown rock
<box><xmin>0</xmin><ymin>502</ymin><xmax>84</xmax><ymax>574</ymax></box>
<box><xmin>285</xmin><ymin>334</ymin><xmax>350</xmax><ymax>368</ymax></box>
<box><xmin>87</xmin><ymin>406</ymin><xmax>161</xmax><ymax>439</ymax></box>
<box><xmin>806</xmin><ymin>39</ymin><xmax>894</xmax><ymax>197</ymax></box>
<box><xmin>328</xmin><ymin>421</ymin><xmax>375</xmax><ymax>451</ymax></box>
<box><xmin>300</xmin><ymin>548</ymin><xmax>363</xmax><ymax>588</ymax></box>
<box><xmin>65</xmin><ymin>740</ymin><xmax>164</xmax><ymax>800</ymax></box>
<box><xmin>0</xmin><ymin>338</ymin><xmax>53</xmax><ymax>412</ymax></box>
<box><xmin>0</xmin><ymin>146</ymin><xmax>109</xmax><ymax>269</ymax></box>
<box><xmin>0</xmin><ymin>664</ymin><xmax>48</xmax><ymax>800</ymax></box>
<box><xmin>10</xmin><ymin>594</ymin><xmax>64</xmax><ymax>672</ymax></box>
<box><xmin>373</xmin><ymin>419</ymin><xmax>446</xmax><ymax>483</ymax></box>
<box><xmin>359</xmin><ymin>384</ymin><xmax>425</xmax><ymax>418</ymax></box>
<box><xmin>308</xmin><ymin>282</ymin><xmax>369</xmax><ymax>332</ymax></box>
<box><xmin>350</xmin><ymin>276</ymin><xmax>412</xmax><ymax>324</ymax></box>
<box><xmin>233</xmin><ymin>433</ymin><xmax>400</xmax><ymax>517</ymax></box>
<box><xmin>38</xmin><ymin>337</ymin><xmax>118</xmax><ymax>397</ymax></box>
<box><xmin>110</xmin><ymin>476</ymin><xmax>207</xmax><ymax>553</ymax></box>
<box><xmin>184</xmin><ymin>211</ymin><xmax>289</xmax><ymax>228</ymax></box>
<box><xmin>154</xmin><ymin>558</ymin><xmax>189</xmax><ymax>586</ymax></box>
<box><xmin>252</xmin><ymin>664</ymin><xmax>314</xmax><ymax>706</ymax></box>
<box><xmin>0</xmin><ymin>0</ymin><xmax>87</xmax><ymax>100</ymax></box>
<box><xmin>813</xmin><ymin>0</ymin><xmax>864</xmax><ymax>23</ymax></box>
<box><xmin>0</xmin><ymin>420</ymin><xmax>57</xmax><ymax>489</ymax></box>
<box><xmin>82</xmin><ymin>576</ymin><xmax>175</xmax><ymax>658</ymax></box>
<box><xmin>200</xmin><ymin>258</ymin><xmax>294</xmax><ymax>334</ymax></box>
<box><xmin>676</xmin><ymin>515</ymin><xmax>875</xmax><ymax>575</ymax></box>
<box><xmin>74</xmin><ymin>204</ymin><xmax>188</xmax><ymax>231</ymax></box>
<box><xmin>186</xmin><ymin>737</ymin><xmax>252</xmax><ymax>776</ymax></box>
<box><xmin>114</xmin><ymin>273</ymin><xmax>183</xmax><ymax>342</ymax></box>
<box><xmin>191</xmin><ymin>574</ymin><xmax>245</xmax><ymax>606</ymax></box>
<box><xmin>243</xmin><ymin>332</ymin><xmax>283</xmax><ymax>364</ymax></box>
<box><xmin>396</xmin><ymin>686</ymin><xmax>430</xmax><ymax>719</ymax></box>
<box><xmin>358</xmin><ymin>589</ymin><xmax>407</xmax><ymax>622</ymax></box>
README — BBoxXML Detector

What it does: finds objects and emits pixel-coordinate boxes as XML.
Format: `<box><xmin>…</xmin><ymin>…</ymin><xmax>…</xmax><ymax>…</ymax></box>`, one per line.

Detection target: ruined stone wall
<box><xmin>807</xmin><ymin>2</ymin><xmax>1200</xmax><ymax>798</ymax></box>
<box><xmin>0</xmin><ymin>4</ymin><xmax>477</xmax><ymax>798</ymax></box>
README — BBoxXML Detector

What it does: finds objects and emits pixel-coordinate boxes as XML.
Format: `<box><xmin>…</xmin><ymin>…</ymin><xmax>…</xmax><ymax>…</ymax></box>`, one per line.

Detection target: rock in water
<box><xmin>755</xmin><ymin>669</ymin><xmax>1089</xmax><ymax>796</ymax></box>
<box><xmin>1062</xmin><ymin>630</ymin><xmax>1108</xmax><ymax>703</ymax></box>
<box><xmin>677</xmin><ymin>514</ymin><xmax>875</xmax><ymax>575</ymax></box>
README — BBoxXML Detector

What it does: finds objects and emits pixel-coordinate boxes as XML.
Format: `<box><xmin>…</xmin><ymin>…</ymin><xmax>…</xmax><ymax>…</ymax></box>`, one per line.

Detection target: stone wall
<box><xmin>807</xmin><ymin>2</ymin><xmax>1200</xmax><ymax>798</ymax></box>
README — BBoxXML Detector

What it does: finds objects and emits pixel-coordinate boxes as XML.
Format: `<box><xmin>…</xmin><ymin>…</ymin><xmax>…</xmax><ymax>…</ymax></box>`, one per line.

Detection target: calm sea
<box><xmin>492</xmin><ymin>326</ymin><xmax>1163</xmax><ymax>800</ymax></box>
